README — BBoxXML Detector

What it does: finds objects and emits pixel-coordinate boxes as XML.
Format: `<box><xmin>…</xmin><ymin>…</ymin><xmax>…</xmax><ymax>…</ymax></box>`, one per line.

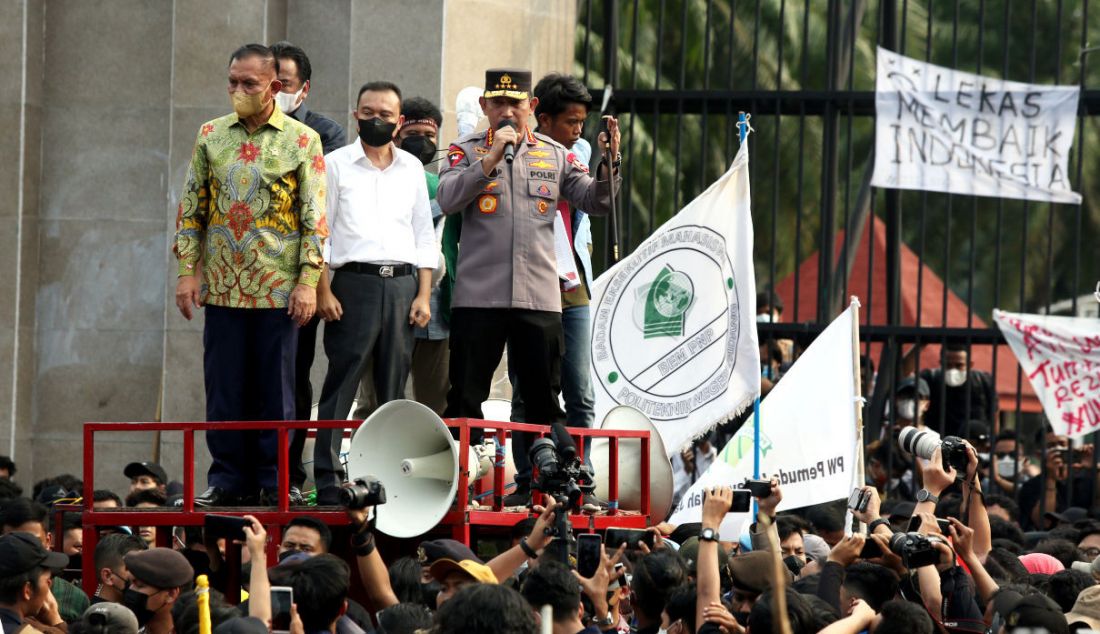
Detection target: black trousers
<box><xmin>445</xmin><ymin>308</ymin><xmax>565</xmax><ymax>489</ymax></box>
<box><xmin>313</xmin><ymin>269</ymin><xmax>417</xmax><ymax>492</ymax></box>
<box><xmin>287</xmin><ymin>316</ymin><xmax>320</xmax><ymax>488</ymax></box>
<box><xmin>203</xmin><ymin>305</ymin><xmax>297</xmax><ymax>494</ymax></box>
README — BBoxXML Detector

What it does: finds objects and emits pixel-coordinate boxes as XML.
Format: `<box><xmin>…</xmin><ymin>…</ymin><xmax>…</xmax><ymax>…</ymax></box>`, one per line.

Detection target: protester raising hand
<box><xmin>920</xmin><ymin>446</ymin><xmax>955</xmax><ymax>496</ymax></box>
<box><xmin>701</xmin><ymin>601</ymin><xmax>745</xmax><ymax>634</ymax></box>
<box><xmin>573</xmin><ymin>543</ymin><xmax>627</xmax><ymax>627</ymax></box>
<box><xmin>826</xmin><ymin>533</ymin><xmax>866</xmax><ymax>567</ymax></box>
<box><xmin>852</xmin><ymin>486</ymin><xmax>882</xmax><ymax>526</ymax></box>
<box><xmin>701</xmin><ymin>486</ymin><xmax>734</xmax><ymax>528</ymax></box>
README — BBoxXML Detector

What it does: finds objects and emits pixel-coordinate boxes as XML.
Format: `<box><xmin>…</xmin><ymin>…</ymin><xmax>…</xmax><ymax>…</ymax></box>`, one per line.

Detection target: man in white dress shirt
<box><xmin>311</xmin><ymin>80</ymin><xmax>436</xmax><ymax>504</ymax></box>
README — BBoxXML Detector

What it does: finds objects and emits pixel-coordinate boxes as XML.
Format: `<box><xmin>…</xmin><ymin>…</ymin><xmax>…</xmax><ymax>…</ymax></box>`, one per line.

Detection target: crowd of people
<box><xmin>6</xmin><ymin>429</ymin><xmax>1100</xmax><ymax>633</ymax></box>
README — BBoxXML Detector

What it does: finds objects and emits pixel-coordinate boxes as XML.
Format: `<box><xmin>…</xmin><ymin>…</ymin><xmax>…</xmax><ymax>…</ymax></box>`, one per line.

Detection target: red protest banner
<box><xmin>994</xmin><ymin>309</ymin><xmax>1100</xmax><ymax>438</ymax></box>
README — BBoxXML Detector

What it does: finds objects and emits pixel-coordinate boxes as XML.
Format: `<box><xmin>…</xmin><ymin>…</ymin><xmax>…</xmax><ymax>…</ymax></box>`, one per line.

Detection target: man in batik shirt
<box><xmin>174</xmin><ymin>43</ymin><xmax>328</xmax><ymax>507</ymax></box>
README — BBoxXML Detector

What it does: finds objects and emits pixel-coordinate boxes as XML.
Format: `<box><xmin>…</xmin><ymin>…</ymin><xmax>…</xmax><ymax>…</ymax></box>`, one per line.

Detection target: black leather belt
<box><xmin>340</xmin><ymin>262</ymin><xmax>414</xmax><ymax>277</ymax></box>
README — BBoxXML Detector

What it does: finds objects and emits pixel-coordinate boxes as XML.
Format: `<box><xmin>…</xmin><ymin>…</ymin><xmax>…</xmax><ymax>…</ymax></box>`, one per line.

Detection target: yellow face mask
<box><xmin>231</xmin><ymin>86</ymin><xmax>270</xmax><ymax>119</ymax></box>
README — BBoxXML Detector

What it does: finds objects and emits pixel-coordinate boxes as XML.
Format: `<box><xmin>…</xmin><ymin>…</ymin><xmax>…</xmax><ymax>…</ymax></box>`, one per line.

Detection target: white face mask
<box><xmin>756</xmin><ymin>313</ymin><xmax>773</xmax><ymax>323</ymax></box>
<box><xmin>945</xmin><ymin>368</ymin><xmax>968</xmax><ymax>387</ymax></box>
<box><xmin>275</xmin><ymin>87</ymin><xmax>304</xmax><ymax>113</ymax></box>
<box><xmin>896</xmin><ymin>399</ymin><xmax>918</xmax><ymax>421</ymax></box>
<box><xmin>997</xmin><ymin>456</ymin><xmax>1021</xmax><ymax>478</ymax></box>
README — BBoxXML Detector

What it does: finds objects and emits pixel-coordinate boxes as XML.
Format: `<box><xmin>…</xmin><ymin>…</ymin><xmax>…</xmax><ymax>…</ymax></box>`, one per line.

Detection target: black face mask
<box><xmin>420</xmin><ymin>580</ymin><xmax>440</xmax><ymax>607</ymax></box>
<box><xmin>123</xmin><ymin>588</ymin><xmax>157</xmax><ymax>626</ymax></box>
<box><xmin>400</xmin><ymin>135</ymin><xmax>438</xmax><ymax>165</ymax></box>
<box><xmin>357</xmin><ymin>117</ymin><xmax>397</xmax><ymax>147</ymax></box>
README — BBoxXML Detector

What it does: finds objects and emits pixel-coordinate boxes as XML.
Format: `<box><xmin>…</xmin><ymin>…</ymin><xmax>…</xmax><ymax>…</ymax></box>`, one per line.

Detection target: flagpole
<box><xmin>850</xmin><ymin>296</ymin><xmax>866</xmax><ymax>532</ymax></box>
<box><xmin>739</xmin><ymin>110</ymin><xmax>759</xmax><ymax>523</ymax></box>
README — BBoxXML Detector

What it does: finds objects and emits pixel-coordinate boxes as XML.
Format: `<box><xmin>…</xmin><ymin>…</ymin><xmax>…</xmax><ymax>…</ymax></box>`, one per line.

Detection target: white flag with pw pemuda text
<box><xmin>667</xmin><ymin>302</ymin><xmax>861</xmax><ymax>539</ymax></box>
<box><xmin>872</xmin><ymin>46</ymin><xmax>1081</xmax><ymax>204</ymax></box>
<box><xmin>589</xmin><ymin>140</ymin><xmax>760</xmax><ymax>456</ymax></box>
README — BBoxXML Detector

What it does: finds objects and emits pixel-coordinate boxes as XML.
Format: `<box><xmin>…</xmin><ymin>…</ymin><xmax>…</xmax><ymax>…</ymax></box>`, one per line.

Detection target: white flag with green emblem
<box><xmin>666</xmin><ymin>303</ymin><xmax>861</xmax><ymax>537</ymax></box>
<box><xmin>589</xmin><ymin>141</ymin><xmax>760</xmax><ymax>456</ymax></box>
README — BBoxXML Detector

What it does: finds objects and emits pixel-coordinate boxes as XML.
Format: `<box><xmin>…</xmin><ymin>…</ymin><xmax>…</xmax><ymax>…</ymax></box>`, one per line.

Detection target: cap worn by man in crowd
<box><xmin>993</xmin><ymin>590</ymin><xmax>1068</xmax><ymax>634</ymax></box>
<box><xmin>895</xmin><ymin>376</ymin><xmax>931</xmax><ymax>398</ymax></box>
<box><xmin>965</xmin><ymin>421</ymin><xmax>990</xmax><ymax>445</ymax></box>
<box><xmin>678</xmin><ymin>537</ymin><xmax>730</xmax><ymax>575</ymax></box>
<box><xmin>1045</xmin><ymin>506</ymin><xmax>1090</xmax><ymax>525</ymax></box>
<box><xmin>81</xmin><ymin>601</ymin><xmax>140</xmax><ymax>634</ymax></box>
<box><xmin>35</xmin><ymin>484</ymin><xmax>74</xmax><ymax>505</ymax></box>
<box><xmin>124</xmin><ymin>547</ymin><xmax>194</xmax><ymax>589</ymax></box>
<box><xmin>418</xmin><ymin>539</ymin><xmax>483</xmax><ymax>566</ymax></box>
<box><xmin>213</xmin><ymin>616</ymin><xmax>269</xmax><ymax>634</ymax></box>
<box><xmin>1066</xmin><ymin>585</ymin><xmax>1100</xmax><ymax>631</ymax></box>
<box><xmin>420</xmin><ymin>539</ymin><xmax>497</xmax><ymax>585</ymax></box>
<box><xmin>0</xmin><ymin>531</ymin><xmax>69</xmax><ymax>575</ymax></box>
<box><xmin>124</xmin><ymin>462</ymin><xmax>167</xmax><ymax>484</ymax></box>
<box><xmin>484</xmin><ymin>68</ymin><xmax>531</xmax><ymax>100</ymax></box>
<box><xmin>1019</xmin><ymin>552</ymin><xmax>1066</xmax><ymax>575</ymax></box>
<box><xmin>727</xmin><ymin>551</ymin><xmax>793</xmax><ymax>594</ymax></box>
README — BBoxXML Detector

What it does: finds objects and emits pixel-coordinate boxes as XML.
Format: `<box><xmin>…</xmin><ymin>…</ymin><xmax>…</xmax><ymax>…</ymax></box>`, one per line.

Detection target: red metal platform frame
<box><xmin>65</xmin><ymin>417</ymin><xmax>653</xmax><ymax>597</ymax></box>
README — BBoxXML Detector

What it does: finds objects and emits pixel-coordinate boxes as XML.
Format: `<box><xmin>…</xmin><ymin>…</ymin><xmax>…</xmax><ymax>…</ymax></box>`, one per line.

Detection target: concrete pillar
<box><xmin>0</xmin><ymin>0</ymin><xmax>574</xmax><ymax>493</ymax></box>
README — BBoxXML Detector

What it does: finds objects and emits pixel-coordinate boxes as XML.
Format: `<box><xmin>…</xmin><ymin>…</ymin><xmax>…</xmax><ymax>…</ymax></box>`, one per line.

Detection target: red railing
<box><xmin>67</xmin><ymin>417</ymin><xmax>653</xmax><ymax>597</ymax></box>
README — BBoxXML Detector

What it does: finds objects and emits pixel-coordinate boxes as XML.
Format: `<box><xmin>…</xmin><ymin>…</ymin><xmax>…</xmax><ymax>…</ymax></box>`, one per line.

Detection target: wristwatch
<box><xmin>866</xmin><ymin>518</ymin><xmax>892</xmax><ymax>535</ymax></box>
<box><xmin>916</xmin><ymin>489</ymin><xmax>940</xmax><ymax>504</ymax></box>
<box><xmin>597</xmin><ymin>611</ymin><xmax>616</xmax><ymax>628</ymax></box>
<box><xmin>699</xmin><ymin>527</ymin><xmax>719</xmax><ymax>542</ymax></box>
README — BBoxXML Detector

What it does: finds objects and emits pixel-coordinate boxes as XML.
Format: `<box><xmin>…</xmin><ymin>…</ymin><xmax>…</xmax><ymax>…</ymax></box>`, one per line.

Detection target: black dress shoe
<box><xmin>256</xmin><ymin>487</ymin><xmax>306</xmax><ymax>507</ymax></box>
<box><xmin>194</xmin><ymin>486</ymin><xmax>237</xmax><ymax>507</ymax></box>
<box><xmin>314</xmin><ymin>487</ymin><xmax>343</xmax><ymax>506</ymax></box>
<box><xmin>502</xmin><ymin>487</ymin><xmax>531</xmax><ymax>508</ymax></box>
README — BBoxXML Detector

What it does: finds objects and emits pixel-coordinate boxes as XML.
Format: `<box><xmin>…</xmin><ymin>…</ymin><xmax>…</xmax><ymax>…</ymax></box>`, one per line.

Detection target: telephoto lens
<box><xmin>898</xmin><ymin>427</ymin><xmax>941</xmax><ymax>461</ymax></box>
<box><xmin>528</xmin><ymin>438</ymin><xmax>560</xmax><ymax>477</ymax></box>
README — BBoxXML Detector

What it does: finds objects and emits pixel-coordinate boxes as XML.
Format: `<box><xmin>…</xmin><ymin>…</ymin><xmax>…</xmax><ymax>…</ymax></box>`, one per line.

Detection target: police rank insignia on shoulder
<box><xmin>566</xmin><ymin>152</ymin><xmax>589</xmax><ymax>173</ymax></box>
<box><xmin>527</xmin><ymin>149</ymin><xmax>551</xmax><ymax>158</ymax></box>
<box><xmin>528</xmin><ymin>159</ymin><xmax>556</xmax><ymax>169</ymax></box>
<box><xmin>478</xmin><ymin>194</ymin><xmax>498</xmax><ymax>214</ymax></box>
<box><xmin>448</xmin><ymin>146</ymin><xmax>466</xmax><ymax>167</ymax></box>
<box><xmin>474</xmin><ymin>146</ymin><xmax>490</xmax><ymax>154</ymax></box>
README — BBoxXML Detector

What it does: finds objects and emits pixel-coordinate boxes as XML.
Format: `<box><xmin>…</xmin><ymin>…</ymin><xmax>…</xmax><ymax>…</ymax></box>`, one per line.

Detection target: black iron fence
<box><xmin>576</xmin><ymin>0</ymin><xmax>1100</xmax><ymax>523</ymax></box>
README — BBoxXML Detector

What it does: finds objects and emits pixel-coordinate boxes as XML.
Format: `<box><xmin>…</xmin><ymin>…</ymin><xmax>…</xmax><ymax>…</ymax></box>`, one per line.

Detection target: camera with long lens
<box><xmin>888</xmin><ymin>531</ymin><xmax>940</xmax><ymax>568</ymax></box>
<box><xmin>898</xmin><ymin>427</ymin><xmax>970</xmax><ymax>473</ymax></box>
<box><xmin>528</xmin><ymin>424</ymin><xmax>596</xmax><ymax>511</ymax></box>
<box><xmin>340</xmin><ymin>476</ymin><xmax>387</xmax><ymax>509</ymax></box>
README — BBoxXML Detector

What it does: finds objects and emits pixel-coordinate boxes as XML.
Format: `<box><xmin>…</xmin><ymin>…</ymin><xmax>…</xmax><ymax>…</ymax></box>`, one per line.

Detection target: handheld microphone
<box><xmin>498</xmin><ymin>118</ymin><xmax>516</xmax><ymax>164</ymax></box>
<box><xmin>550</xmin><ymin>423</ymin><xmax>578</xmax><ymax>463</ymax></box>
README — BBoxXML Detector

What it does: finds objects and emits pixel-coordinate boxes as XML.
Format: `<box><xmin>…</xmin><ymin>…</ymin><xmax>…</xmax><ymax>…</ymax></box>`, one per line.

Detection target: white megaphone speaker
<box><xmin>346</xmin><ymin>400</ymin><xmax>494</xmax><ymax>538</ymax></box>
<box><xmin>590</xmin><ymin>406</ymin><xmax>675</xmax><ymax>521</ymax></box>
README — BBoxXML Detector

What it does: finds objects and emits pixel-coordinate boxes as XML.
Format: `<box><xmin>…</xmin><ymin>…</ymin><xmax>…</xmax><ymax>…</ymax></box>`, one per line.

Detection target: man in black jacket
<box><xmin>270</xmin><ymin>41</ymin><xmax>347</xmax><ymax>505</ymax></box>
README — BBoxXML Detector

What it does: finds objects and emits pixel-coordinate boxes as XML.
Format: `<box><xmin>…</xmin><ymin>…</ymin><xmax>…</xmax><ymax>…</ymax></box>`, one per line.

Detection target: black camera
<box><xmin>888</xmin><ymin>531</ymin><xmax>940</xmax><ymax>568</ymax></box>
<box><xmin>742</xmin><ymin>479</ymin><xmax>774</xmax><ymax>498</ymax></box>
<box><xmin>898</xmin><ymin>427</ymin><xmax>970</xmax><ymax>473</ymax></box>
<box><xmin>529</xmin><ymin>424</ymin><xmax>595</xmax><ymax>511</ymax></box>
<box><xmin>847</xmin><ymin>488</ymin><xmax>870</xmax><ymax>513</ymax></box>
<box><xmin>340</xmin><ymin>476</ymin><xmax>387</xmax><ymax>509</ymax></box>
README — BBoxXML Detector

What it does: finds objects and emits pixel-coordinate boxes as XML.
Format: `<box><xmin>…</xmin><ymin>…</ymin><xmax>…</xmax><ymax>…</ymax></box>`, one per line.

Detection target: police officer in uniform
<box><xmin>437</xmin><ymin>68</ymin><xmax>621</xmax><ymax>504</ymax></box>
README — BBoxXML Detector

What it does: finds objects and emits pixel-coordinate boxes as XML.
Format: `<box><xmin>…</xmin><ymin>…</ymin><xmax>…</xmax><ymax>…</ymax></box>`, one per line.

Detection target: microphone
<box><xmin>498</xmin><ymin>118</ymin><xmax>516</xmax><ymax>164</ymax></box>
<box><xmin>550</xmin><ymin>423</ymin><xmax>577</xmax><ymax>463</ymax></box>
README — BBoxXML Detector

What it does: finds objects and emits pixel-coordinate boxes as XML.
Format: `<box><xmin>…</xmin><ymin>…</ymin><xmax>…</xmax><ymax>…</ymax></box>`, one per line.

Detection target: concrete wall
<box><xmin>0</xmin><ymin>0</ymin><xmax>574</xmax><ymax>496</ymax></box>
